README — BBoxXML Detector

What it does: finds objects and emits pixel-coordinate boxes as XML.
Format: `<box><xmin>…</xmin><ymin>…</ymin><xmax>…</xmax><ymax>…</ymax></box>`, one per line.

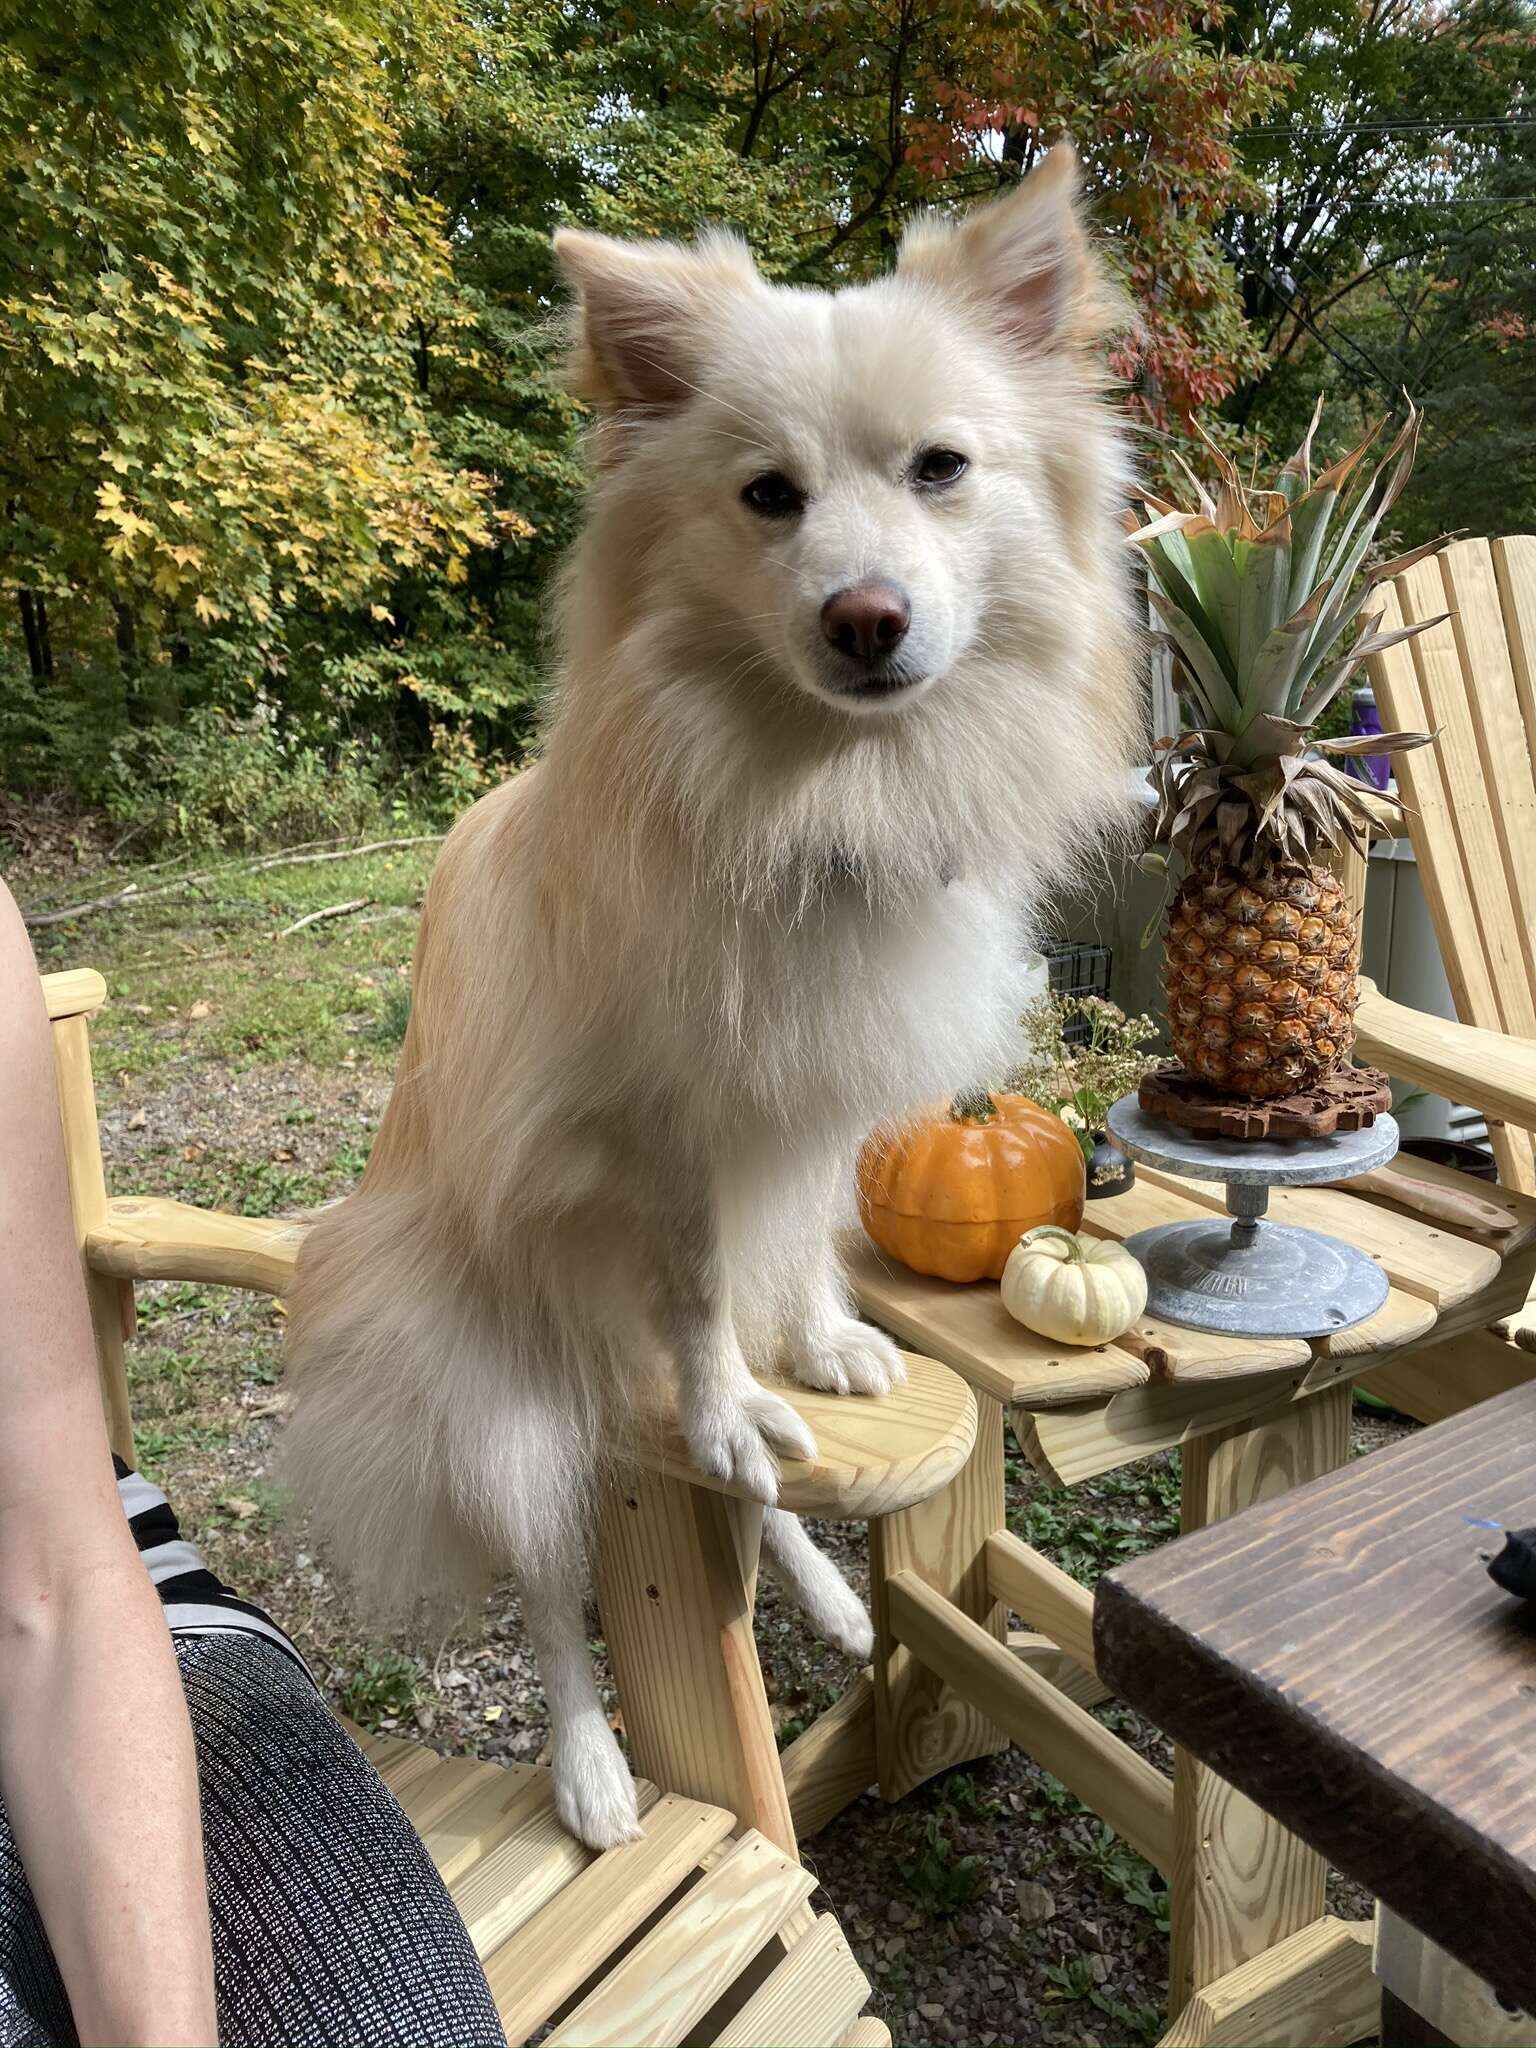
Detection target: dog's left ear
<box><xmin>553</xmin><ymin>227</ymin><xmax>758</xmax><ymax>414</ymax></box>
<box><xmin>898</xmin><ymin>145</ymin><xmax>1118</xmax><ymax>356</ymax></box>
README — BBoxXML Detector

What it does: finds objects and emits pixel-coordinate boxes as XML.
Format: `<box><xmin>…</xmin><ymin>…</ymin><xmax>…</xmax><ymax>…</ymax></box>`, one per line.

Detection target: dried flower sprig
<box><xmin>1004</xmin><ymin>993</ymin><xmax>1161</xmax><ymax>1166</ymax></box>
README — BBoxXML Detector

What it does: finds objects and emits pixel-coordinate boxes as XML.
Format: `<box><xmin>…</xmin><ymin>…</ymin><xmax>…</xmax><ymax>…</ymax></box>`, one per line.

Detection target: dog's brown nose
<box><xmin>821</xmin><ymin>582</ymin><xmax>910</xmax><ymax>663</ymax></box>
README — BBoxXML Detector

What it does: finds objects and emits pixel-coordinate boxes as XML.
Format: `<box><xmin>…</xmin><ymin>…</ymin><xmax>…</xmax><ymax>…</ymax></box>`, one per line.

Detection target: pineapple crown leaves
<box><xmin>1149</xmin><ymin>721</ymin><xmax>1436</xmax><ymax>873</ymax></box>
<box><xmin>1127</xmin><ymin>399</ymin><xmax>1449</xmax><ymax>758</ymax></box>
<box><xmin>1131</xmin><ymin>398</ymin><xmax>1447</xmax><ymax>872</ymax></box>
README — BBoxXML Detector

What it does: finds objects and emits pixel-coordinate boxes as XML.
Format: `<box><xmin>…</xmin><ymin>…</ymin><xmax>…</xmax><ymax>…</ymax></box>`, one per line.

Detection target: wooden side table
<box><xmin>1093</xmin><ymin>1382</ymin><xmax>1536</xmax><ymax>2041</ymax></box>
<box><xmin>774</xmin><ymin>1157</ymin><xmax>1536</xmax><ymax>2048</ymax></box>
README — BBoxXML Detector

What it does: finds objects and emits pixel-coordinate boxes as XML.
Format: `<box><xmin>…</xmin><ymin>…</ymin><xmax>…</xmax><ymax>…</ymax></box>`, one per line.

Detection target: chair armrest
<box><xmin>84</xmin><ymin>1198</ymin><xmax>977</xmax><ymax>1518</ymax></box>
<box><xmin>42</xmin><ymin>967</ymin><xmax>107</xmax><ymax>1021</ymax></box>
<box><xmin>1355</xmin><ymin>982</ymin><xmax>1536</xmax><ymax>1131</ymax></box>
<box><xmin>87</xmin><ymin>1197</ymin><xmax>306</xmax><ymax>1295</ymax></box>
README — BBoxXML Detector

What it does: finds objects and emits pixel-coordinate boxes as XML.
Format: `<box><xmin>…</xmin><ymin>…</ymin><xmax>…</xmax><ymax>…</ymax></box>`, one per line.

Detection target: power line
<box><xmin>1214</xmin><ymin>232</ymin><xmax>1402</xmax><ymax>400</ymax></box>
<box><xmin>1244</xmin><ymin>114</ymin><xmax>1536</xmax><ymax>140</ymax></box>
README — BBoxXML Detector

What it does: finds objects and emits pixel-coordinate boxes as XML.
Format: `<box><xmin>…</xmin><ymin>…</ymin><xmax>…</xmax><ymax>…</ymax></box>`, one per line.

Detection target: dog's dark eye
<box><xmin>914</xmin><ymin>448</ymin><xmax>968</xmax><ymax>488</ymax></box>
<box><xmin>742</xmin><ymin>472</ymin><xmax>805</xmax><ymax>518</ymax></box>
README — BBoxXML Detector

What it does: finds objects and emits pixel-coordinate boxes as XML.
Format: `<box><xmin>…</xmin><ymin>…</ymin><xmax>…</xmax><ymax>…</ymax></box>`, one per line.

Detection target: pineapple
<box><xmin>1132</xmin><ymin>403</ymin><xmax>1444</xmax><ymax>1102</ymax></box>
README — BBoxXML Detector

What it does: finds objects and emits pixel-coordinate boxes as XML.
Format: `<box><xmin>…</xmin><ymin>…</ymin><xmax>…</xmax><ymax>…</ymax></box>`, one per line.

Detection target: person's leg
<box><xmin>179</xmin><ymin>1632</ymin><xmax>504</xmax><ymax>2048</ymax></box>
<box><xmin>0</xmin><ymin>1809</ymin><xmax>75</xmax><ymax>2048</ymax></box>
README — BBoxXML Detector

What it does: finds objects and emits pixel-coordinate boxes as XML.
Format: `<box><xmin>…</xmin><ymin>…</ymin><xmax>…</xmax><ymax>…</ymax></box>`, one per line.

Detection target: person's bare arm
<box><xmin>0</xmin><ymin>881</ymin><xmax>217</xmax><ymax>2047</ymax></box>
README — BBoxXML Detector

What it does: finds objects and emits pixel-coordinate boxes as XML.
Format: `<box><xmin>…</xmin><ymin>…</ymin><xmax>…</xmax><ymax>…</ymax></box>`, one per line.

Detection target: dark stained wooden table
<box><xmin>1093</xmin><ymin>1381</ymin><xmax>1536</xmax><ymax>2018</ymax></box>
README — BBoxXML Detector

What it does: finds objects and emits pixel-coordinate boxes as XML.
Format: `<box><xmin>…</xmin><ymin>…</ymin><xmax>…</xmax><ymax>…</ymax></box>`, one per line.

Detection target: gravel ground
<box><xmin>97</xmin><ymin>1054</ymin><xmax>1416</xmax><ymax>2048</ymax></box>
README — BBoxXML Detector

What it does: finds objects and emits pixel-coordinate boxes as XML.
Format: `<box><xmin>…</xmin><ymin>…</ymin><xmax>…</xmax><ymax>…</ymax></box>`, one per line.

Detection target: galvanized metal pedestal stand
<box><xmin>1104</xmin><ymin>1093</ymin><xmax>1400</xmax><ymax>1338</ymax></box>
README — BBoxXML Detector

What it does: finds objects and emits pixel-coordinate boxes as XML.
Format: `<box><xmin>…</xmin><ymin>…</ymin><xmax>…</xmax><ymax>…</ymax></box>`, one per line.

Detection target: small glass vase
<box><xmin>1085</xmin><ymin>1134</ymin><xmax>1134</xmax><ymax>1200</ymax></box>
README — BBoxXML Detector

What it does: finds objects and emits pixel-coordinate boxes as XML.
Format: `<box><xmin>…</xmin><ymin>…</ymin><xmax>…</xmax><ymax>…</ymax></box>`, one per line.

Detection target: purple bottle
<box><xmin>1345</xmin><ymin>685</ymin><xmax>1389</xmax><ymax>791</ymax></box>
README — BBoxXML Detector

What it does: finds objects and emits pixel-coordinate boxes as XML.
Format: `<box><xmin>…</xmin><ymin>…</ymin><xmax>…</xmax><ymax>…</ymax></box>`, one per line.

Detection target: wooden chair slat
<box><xmin>544</xmin><ymin>1830</ymin><xmax>816</xmax><ymax>2048</ymax></box>
<box><xmin>1368</xmin><ymin>582</ymin><xmax>1503</xmax><ymax>1029</ymax></box>
<box><xmin>1437</xmin><ymin>541</ymin><xmax>1536</xmax><ymax>1016</ymax></box>
<box><xmin>372</xmin><ymin>1741</ymin><xmax>445</xmax><ymax>1804</ymax></box>
<box><xmin>450</xmin><ymin>1780</ymin><xmax>663</xmax><ymax>1960</ymax></box>
<box><xmin>1398</xmin><ymin>552</ymin><xmax>1534</xmax><ymax>1044</ymax></box>
<box><xmin>393</xmin><ymin>1753</ymin><xmax>496</xmax><ymax>1837</ymax></box>
<box><xmin>1369</xmin><ymin>560</ymin><xmax>1536</xmax><ymax>1192</ymax></box>
<box><xmin>1493</xmin><ymin>536</ymin><xmax>1536</xmax><ymax>776</ymax></box>
<box><xmin>483</xmin><ymin>1792</ymin><xmax>736</xmax><ymax>2044</ymax></box>
<box><xmin>709</xmin><ymin>1914</ymin><xmax>871</xmax><ymax>2048</ymax></box>
<box><xmin>423</xmin><ymin>1762</ymin><xmax>556</xmax><ymax>1889</ymax></box>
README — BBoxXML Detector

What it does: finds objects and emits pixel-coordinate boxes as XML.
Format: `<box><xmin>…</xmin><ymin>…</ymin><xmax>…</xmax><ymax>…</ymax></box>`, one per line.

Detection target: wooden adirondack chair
<box><xmin>1353</xmin><ymin>532</ymin><xmax>1536</xmax><ymax>1424</ymax></box>
<box><xmin>44</xmin><ymin>966</ymin><xmax>989</xmax><ymax>2048</ymax></box>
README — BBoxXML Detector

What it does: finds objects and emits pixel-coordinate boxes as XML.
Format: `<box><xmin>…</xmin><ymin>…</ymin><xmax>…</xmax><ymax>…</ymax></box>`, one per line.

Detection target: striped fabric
<box><xmin>1</xmin><ymin>1632</ymin><xmax>506</xmax><ymax>2047</ymax></box>
<box><xmin>113</xmin><ymin>1457</ymin><xmax>314</xmax><ymax>1686</ymax></box>
<box><xmin>1</xmin><ymin>1473</ymin><xmax>505</xmax><ymax>2045</ymax></box>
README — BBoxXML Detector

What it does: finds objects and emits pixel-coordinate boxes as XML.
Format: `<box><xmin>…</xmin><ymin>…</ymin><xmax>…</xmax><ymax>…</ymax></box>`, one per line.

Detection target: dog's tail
<box><xmin>760</xmin><ymin>1509</ymin><xmax>873</xmax><ymax>1661</ymax></box>
<box><xmin>283</xmin><ymin>1183</ymin><xmax>599</xmax><ymax>1626</ymax></box>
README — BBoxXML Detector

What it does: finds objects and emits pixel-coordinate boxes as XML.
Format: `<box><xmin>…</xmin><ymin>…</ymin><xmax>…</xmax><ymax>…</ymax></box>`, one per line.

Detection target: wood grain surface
<box><xmin>1095</xmin><ymin>1381</ymin><xmax>1536</xmax><ymax>2015</ymax></box>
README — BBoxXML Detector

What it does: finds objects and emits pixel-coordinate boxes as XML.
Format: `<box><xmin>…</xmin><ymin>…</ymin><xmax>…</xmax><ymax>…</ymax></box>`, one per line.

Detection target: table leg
<box><xmin>595</xmin><ymin>1468</ymin><xmax>796</xmax><ymax>1856</ymax></box>
<box><xmin>1168</xmin><ymin>1382</ymin><xmax>1353</xmax><ymax>2025</ymax></box>
<box><xmin>870</xmin><ymin>1391</ymin><xmax>1008</xmax><ymax>1802</ymax></box>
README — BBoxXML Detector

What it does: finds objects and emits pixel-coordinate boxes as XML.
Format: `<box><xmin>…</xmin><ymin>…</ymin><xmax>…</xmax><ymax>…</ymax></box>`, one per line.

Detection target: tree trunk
<box><xmin>113</xmin><ymin>600</ymin><xmax>137</xmax><ymax>665</ymax></box>
<box><xmin>17</xmin><ymin>590</ymin><xmax>55</xmax><ymax>678</ymax></box>
<box><xmin>16</xmin><ymin>589</ymin><xmax>47</xmax><ymax>678</ymax></box>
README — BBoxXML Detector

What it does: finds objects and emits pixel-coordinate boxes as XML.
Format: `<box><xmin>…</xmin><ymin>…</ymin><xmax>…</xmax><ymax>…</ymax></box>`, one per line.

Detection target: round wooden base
<box><xmin>1138</xmin><ymin>1064</ymin><xmax>1394</xmax><ymax>1142</ymax></box>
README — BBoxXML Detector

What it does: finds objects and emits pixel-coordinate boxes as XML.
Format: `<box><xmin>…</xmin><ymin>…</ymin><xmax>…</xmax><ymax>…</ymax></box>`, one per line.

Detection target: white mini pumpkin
<box><xmin>1000</xmin><ymin>1225</ymin><xmax>1148</xmax><ymax>1347</ymax></box>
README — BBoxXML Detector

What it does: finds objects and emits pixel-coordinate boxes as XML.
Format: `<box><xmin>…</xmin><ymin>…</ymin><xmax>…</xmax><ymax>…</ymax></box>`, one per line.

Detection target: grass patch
<box><xmin>340</xmin><ymin>1650</ymin><xmax>420</xmax><ymax>1731</ymax></box>
<box><xmin>896</xmin><ymin>1816</ymin><xmax>991</xmax><ymax>1917</ymax></box>
<box><xmin>1006</xmin><ymin>1444</ymin><xmax>1182</xmax><ymax>1586</ymax></box>
<box><xmin>24</xmin><ymin>838</ymin><xmax>435</xmax><ymax>1085</ymax></box>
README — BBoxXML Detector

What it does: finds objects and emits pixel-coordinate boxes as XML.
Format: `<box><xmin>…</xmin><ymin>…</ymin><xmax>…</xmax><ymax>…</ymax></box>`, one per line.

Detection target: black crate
<box><xmin>1043</xmin><ymin>943</ymin><xmax>1112</xmax><ymax>1043</ymax></box>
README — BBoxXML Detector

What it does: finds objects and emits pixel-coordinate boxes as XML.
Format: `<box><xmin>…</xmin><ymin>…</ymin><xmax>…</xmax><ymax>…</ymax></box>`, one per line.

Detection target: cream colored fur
<box><xmin>283</xmin><ymin>146</ymin><xmax>1144</xmax><ymax>1850</ymax></box>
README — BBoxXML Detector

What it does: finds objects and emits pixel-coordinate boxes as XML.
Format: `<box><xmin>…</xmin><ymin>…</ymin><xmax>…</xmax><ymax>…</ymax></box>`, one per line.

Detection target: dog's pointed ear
<box><xmin>553</xmin><ymin>227</ymin><xmax>758</xmax><ymax>413</ymax></box>
<box><xmin>898</xmin><ymin>145</ymin><xmax>1118</xmax><ymax>356</ymax></box>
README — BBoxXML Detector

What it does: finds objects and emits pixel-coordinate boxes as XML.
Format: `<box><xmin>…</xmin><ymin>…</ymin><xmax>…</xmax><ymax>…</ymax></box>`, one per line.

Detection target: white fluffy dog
<box><xmin>283</xmin><ymin>145</ymin><xmax>1143</xmax><ymax>1851</ymax></box>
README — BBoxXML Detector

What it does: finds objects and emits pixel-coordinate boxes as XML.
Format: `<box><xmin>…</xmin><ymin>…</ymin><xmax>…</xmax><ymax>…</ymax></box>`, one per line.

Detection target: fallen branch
<box><xmin>350</xmin><ymin>905</ymin><xmax>417</xmax><ymax>932</ymax></box>
<box><xmin>278</xmin><ymin>897</ymin><xmax>372</xmax><ymax>938</ymax></box>
<box><xmin>247</xmin><ymin>835</ymin><xmax>443</xmax><ymax>875</ymax></box>
<box><xmin>24</xmin><ymin>881</ymin><xmax>147</xmax><ymax>928</ymax></box>
<box><xmin>21</xmin><ymin>834</ymin><xmax>443</xmax><ymax>927</ymax></box>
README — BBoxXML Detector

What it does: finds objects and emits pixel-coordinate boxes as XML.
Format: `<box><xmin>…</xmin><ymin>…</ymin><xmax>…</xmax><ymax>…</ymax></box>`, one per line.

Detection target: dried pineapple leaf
<box><xmin>1311</xmin><ymin>730</ymin><xmax>1437</xmax><ymax>756</ymax></box>
<box><xmin>1277</xmin><ymin>392</ymin><xmax>1327</xmax><ymax>503</ymax></box>
<box><xmin>1366</xmin><ymin>533</ymin><xmax>1458</xmax><ymax>584</ymax></box>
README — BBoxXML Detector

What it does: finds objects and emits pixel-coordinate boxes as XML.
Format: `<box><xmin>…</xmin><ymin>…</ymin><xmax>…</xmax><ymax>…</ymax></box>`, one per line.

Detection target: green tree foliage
<box><xmin>395</xmin><ymin>0</ymin><xmax>1288</xmax><ymax>781</ymax></box>
<box><xmin>1218</xmin><ymin>0</ymin><xmax>1536</xmax><ymax>540</ymax></box>
<box><xmin>1</xmin><ymin>0</ymin><xmax>521</xmax><ymax>817</ymax></box>
<box><xmin>4</xmin><ymin>0</ymin><xmax>1527</xmax><ymax>842</ymax></box>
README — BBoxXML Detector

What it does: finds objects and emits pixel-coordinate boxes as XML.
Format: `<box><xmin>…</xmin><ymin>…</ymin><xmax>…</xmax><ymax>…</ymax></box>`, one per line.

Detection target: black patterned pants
<box><xmin>0</xmin><ymin>1632</ymin><xmax>506</xmax><ymax>2047</ymax></box>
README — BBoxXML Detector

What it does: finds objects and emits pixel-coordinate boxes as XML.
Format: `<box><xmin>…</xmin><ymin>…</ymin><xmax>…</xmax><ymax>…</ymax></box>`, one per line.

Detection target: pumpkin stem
<box><xmin>950</xmin><ymin>1087</ymin><xmax>996</xmax><ymax>1124</ymax></box>
<box><xmin>1018</xmin><ymin>1224</ymin><xmax>1086</xmax><ymax>1263</ymax></box>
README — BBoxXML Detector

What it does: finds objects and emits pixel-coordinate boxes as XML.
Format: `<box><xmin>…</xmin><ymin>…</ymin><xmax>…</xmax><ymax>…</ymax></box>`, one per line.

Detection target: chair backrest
<box><xmin>1366</xmin><ymin>535</ymin><xmax>1536</xmax><ymax>1193</ymax></box>
<box><xmin>43</xmin><ymin>968</ymin><xmax>137</xmax><ymax>1460</ymax></box>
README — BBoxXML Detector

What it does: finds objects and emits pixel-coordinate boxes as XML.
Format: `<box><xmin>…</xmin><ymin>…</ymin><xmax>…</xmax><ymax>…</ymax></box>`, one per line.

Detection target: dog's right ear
<box><xmin>553</xmin><ymin>228</ymin><xmax>757</xmax><ymax>414</ymax></box>
<box><xmin>897</xmin><ymin>145</ymin><xmax>1122</xmax><ymax>359</ymax></box>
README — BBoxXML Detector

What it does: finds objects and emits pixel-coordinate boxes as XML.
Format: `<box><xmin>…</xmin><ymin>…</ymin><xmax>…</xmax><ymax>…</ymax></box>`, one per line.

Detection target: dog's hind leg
<box><xmin>519</xmin><ymin>1555</ymin><xmax>641</xmax><ymax>1850</ymax></box>
<box><xmin>760</xmin><ymin>1509</ymin><xmax>873</xmax><ymax>1661</ymax></box>
<box><xmin>484</xmin><ymin>1387</ymin><xmax>641</xmax><ymax>1853</ymax></box>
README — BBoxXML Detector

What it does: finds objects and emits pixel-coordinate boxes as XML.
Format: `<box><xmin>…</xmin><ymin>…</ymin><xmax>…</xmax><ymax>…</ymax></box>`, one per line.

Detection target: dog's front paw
<box><xmin>684</xmin><ymin>1383</ymin><xmax>817</xmax><ymax>1502</ymax></box>
<box><xmin>789</xmin><ymin>1316</ymin><xmax>906</xmax><ymax>1397</ymax></box>
<box><xmin>553</xmin><ymin>1716</ymin><xmax>642</xmax><ymax>1852</ymax></box>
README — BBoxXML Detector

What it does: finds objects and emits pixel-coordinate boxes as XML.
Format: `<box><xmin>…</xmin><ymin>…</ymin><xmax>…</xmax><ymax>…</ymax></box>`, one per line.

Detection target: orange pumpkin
<box><xmin>856</xmin><ymin>1091</ymin><xmax>1086</xmax><ymax>1283</ymax></box>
